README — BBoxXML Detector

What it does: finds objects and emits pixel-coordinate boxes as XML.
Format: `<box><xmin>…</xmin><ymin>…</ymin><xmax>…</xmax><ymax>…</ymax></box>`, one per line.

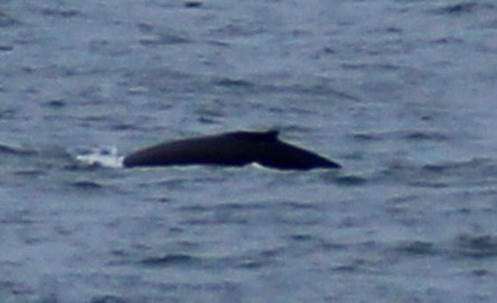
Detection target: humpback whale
<box><xmin>123</xmin><ymin>130</ymin><xmax>341</xmax><ymax>170</ymax></box>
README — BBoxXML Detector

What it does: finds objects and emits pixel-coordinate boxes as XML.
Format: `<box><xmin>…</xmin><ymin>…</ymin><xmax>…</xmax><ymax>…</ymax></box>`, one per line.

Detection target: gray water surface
<box><xmin>2</xmin><ymin>1</ymin><xmax>497</xmax><ymax>302</ymax></box>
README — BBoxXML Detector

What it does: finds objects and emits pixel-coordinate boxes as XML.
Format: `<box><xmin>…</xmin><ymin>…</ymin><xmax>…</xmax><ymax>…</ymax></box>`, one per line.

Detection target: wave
<box><xmin>0</xmin><ymin>142</ymin><xmax>37</xmax><ymax>156</ymax></box>
<box><xmin>352</xmin><ymin>129</ymin><xmax>450</xmax><ymax>142</ymax></box>
<box><xmin>375</xmin><ymin>157</ymin><xmax>497</xmax><ymax>188</ymax></box>
<box><xmin>140</xmin><ymin>254</ymin><xmax>203</xmax><ymax>267</ymax></box>
<box><xmin>453</xmin><ymin>234</ymin><xmax>497</xmax><ymax>258</ymax></box>
<box><xmin>431</xmin><ymin>2</ymin><xmax>496</xmax><ymax>16</ymax></box>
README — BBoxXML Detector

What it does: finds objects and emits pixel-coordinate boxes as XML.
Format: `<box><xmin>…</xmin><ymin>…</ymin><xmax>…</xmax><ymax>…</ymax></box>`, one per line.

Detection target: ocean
<box><xmin>1</xmin><ymin>0</ymin><xmax>497</xmax><ymax>302</ymax></box>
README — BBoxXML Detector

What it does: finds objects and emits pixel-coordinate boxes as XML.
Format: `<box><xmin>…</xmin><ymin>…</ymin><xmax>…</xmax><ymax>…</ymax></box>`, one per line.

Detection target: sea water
<box><xmin>1</xmin><ymin>1</ymin><xmax>497</xmax><ymax>302</ymax></box>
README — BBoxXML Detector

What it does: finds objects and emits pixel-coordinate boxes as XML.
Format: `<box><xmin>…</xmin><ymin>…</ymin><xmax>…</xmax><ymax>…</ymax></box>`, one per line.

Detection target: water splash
<box><xmin>75</xmin><ymin>146</ymin><xmax>123</xmax><ymax>168</ymax></box>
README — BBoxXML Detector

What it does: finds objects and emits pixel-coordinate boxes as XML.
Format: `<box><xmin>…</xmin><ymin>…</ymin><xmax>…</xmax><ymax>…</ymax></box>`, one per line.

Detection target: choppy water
<box><xmin>2</xmin><ymin>0</ymin><xmax>497</xmax><ymax>302</ymax></box>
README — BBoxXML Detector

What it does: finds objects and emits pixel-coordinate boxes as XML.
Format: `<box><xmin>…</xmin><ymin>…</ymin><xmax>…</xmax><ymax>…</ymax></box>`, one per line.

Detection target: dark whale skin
<box><xmin>123</xmin><ymin>130</ymin><xmax>341</xmax><ymax>170</ymax></box>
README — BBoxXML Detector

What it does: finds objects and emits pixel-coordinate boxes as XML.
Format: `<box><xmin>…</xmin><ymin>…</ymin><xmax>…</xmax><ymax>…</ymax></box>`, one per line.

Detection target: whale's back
<box><xmin>123</xmin><ymin>130</ymin><xmax>341</xmax><ymax>170</ymax></box>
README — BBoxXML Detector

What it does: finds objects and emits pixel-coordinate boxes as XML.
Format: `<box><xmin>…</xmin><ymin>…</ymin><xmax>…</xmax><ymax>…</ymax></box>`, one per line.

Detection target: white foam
<box><xmin>75</xmin><ymin>146</ymin><xmax>123</xmax><ymax>168</ymax></box>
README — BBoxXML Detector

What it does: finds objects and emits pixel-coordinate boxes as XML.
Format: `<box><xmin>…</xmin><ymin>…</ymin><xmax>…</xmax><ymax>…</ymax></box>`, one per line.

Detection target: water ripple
<box><xmin>454</xmin><ymin>234</ymin><xmax>497</xmax><ymax>258</ymax></box>
<box><xmin>332</xmin><ymin>175</ymin><xmax>368</xmax><ymax>186</ymax></box>
<box><xmin>0</xmin><ymin>143</ymin><xmax>37</xmax><ymax>156</ymax></box>
<box><xmin>40</xmin><ymin>7</ymin><xmax>81</xmax><ymax>18</ymax></box>
<box><xmin>393</xmin><ymin>240</ymin><xmax>437</xmax><ymax>256</ymax></box>
<box><xmin>214</xmin><ymin>78</ymin><xmax>255</xmax><ymax>89</ymax></box>
<box><xmin>352</xmin><ymin>129</ymin><xmax>450</xmax><ymax>142</ymax></box>
<box><xmin>432</xmin><ymin>2</ymin><xmax>496</xmax><ymax>15</ymax></box>
<box><xmin>89</xmin><ymin>295</ymin><xmax>128</xmax><ymax>303</ymax></box>
<box><xmin>184</xmin><ymin>1</ymin><xmax>203</xmax><ymax>9</ymax></box>
<box><xmin>139</xmin><ymin>33</ymin><xmax>191</xmax><ymax>46</ymax></box>
<box><xmin>0</xmin><ymin>45</ymin><xmax>13</xmax><ymax>52</ymax></box>
<box><xmin>69</xmin><ymin>180</ymin><xmax>104</xmax><ymax>190</ymax></box>
<box><xmin>0</xmin><ymin>11</ymin><xmax>19</xmax><ymax>27</ymax></box>
<box><xmin>377</xmin><ymin>157</ymin><xmax>497</xmax><ymax>188</ymax></box>
<box><xmin>140</xmin><ymin>254</ymin><xmax>203</xmax><ymax>268</ymax></box>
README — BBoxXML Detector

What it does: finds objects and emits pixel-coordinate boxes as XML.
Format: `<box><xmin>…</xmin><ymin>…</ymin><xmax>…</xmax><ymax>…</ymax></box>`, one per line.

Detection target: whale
<box><xmin>123</xmin><ymin>130</ymin><xmax>341</xmax><ymax>170</ymax></box>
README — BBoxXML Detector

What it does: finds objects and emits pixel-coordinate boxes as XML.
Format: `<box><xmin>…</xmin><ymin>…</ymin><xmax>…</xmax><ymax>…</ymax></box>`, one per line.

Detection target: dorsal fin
<box><xmin>260</xmin><ymin>130</ymin><xmax>279</xmax><ymax>141</ymax></box>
